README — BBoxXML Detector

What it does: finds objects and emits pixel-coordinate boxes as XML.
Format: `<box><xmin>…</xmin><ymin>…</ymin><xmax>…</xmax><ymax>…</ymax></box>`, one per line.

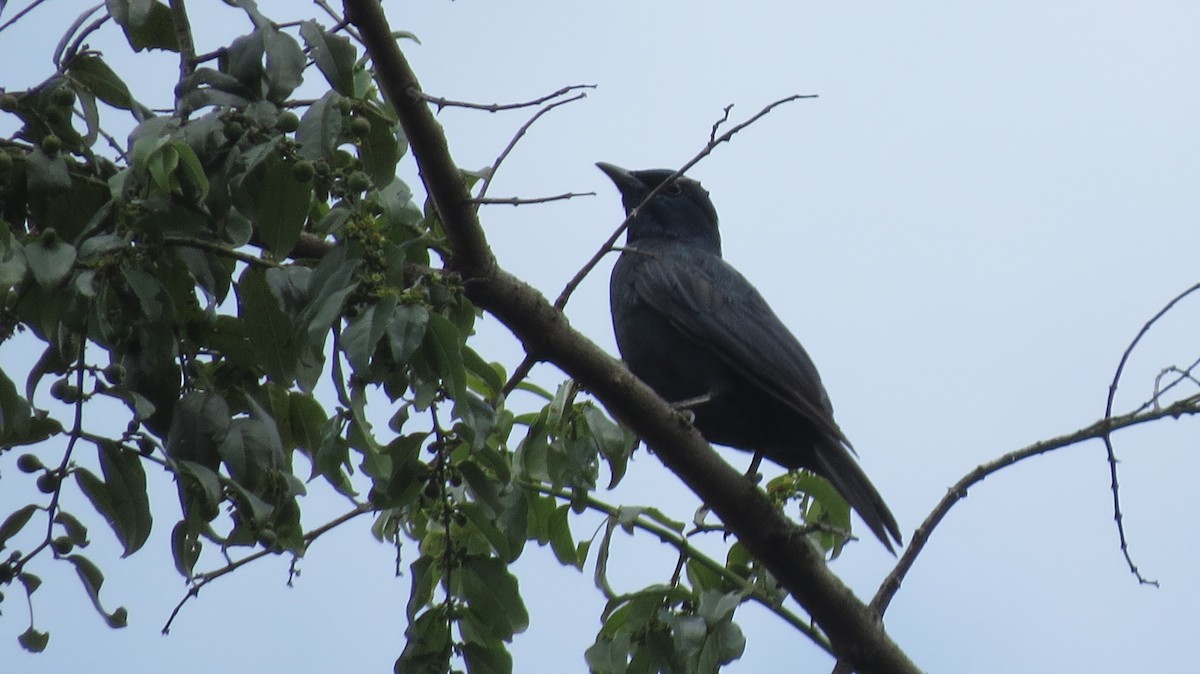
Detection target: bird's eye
<box><xmin>662</xmin><ymin>181</ymin><xmax>683</xmax><ymax>196</ymax></box>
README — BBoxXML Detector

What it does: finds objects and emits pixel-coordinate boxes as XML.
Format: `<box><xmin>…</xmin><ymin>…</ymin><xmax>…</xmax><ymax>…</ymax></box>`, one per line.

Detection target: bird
<box><xmin>599</xmin><ymin>162</ymin><xmax>902</xmax><ymax>552</ymax></box>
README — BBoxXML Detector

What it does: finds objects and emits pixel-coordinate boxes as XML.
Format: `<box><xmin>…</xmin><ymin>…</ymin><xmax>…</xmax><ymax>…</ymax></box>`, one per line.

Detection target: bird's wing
<box><xmin>631</xmin><ymin>243</ymin><xmax>850</xmax><ymax>446</ymax></box>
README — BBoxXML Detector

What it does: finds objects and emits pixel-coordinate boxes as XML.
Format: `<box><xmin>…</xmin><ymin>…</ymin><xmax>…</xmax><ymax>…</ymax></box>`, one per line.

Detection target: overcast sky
<box><xmin>3</xmin><ymin>1</ymin><xmax>1200</xmax><ymax>672</ymax></box>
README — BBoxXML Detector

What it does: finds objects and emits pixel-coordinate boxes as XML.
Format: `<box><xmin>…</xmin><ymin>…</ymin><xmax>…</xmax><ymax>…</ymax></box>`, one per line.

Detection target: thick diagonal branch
<box><xmin>343</xmin><ymin>2</ymin><xmax>919</xmax><ymax>672</ymax></box>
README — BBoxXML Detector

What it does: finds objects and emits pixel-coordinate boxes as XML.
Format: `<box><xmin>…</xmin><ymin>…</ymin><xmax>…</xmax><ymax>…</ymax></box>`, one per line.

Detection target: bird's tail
<box><xmin>813</xmin><ymin>445</ymin><xmax>902</xmax><ymax>554</ymax></box>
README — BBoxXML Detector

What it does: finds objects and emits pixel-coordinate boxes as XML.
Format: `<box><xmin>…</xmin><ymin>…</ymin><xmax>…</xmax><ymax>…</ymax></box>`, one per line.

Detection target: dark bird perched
<box><xmin>599</xmin><ymin>163</ymin><xmax>902</xmax><ymax>552</ymax></box>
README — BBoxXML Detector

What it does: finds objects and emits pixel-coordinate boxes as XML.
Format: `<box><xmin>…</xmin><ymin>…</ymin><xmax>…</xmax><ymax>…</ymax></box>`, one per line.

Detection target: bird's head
<box><xmin>597</xmin><ymin>163</ymin><xmax>722</xmax><ymax>255</ymax></box>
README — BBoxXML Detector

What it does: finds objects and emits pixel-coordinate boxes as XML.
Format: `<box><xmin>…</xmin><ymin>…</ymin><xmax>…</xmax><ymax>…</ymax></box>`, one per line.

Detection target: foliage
<box><xmin>0</xmin><ymin>2</ymin><xmax>854</xmax><ymax>672</ymax></box>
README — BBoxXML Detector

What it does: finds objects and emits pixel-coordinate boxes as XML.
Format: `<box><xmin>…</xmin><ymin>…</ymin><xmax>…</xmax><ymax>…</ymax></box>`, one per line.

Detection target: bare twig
<box><xmin>162</xmin><ymin>503</ymin><xmax>372</xmax><ymax>634</ymax></box>
<box><xmin>867</xmin><ymin>396</ymin><xmax>1200</xmax><ymax>621</ymax></box>
<box><xmin>472</xmin><ymin>191</ymin><xmax>594</xmax><ymax>206</ymax></box>
<box><xmin>422</xmin><ymin>84</ymin><xmax>596</xmax><ymax>113</ymax></box>
<box><xmin>0</xmin><ymin>0</ymin><xmax>51</xmax><ymax>34</ymax></box>
<box><xmin>709</xmin><ymin>104</ymin><xmax>734</xmax><ymax>143</ymax></box>
<box><xmin>314</xmin><ymin>0</ymin><xmax>359</xmax><ymax>42</ymax></box>
<box><xmin>1100</xmin><ymin>282</ymin><xmax>1200</xmax><ymax>586</ymax></box>
<box><xmin>553</xmin><ymin>94</ymin><xmax>816</xmax><ymax>313</ymax></box>
<box><xmin>162</xmin><ymin>235</ymin><xmax>279</xmax><ymax>268</ymax></box>
<box><xmin>474</xmin><ymin>91</ymin><xmax>589</xmax><ymax>205</ymax></box>
<box><xmin>167</xmin><ymin>0</ymin><xmax>198</xmax><ymax>85</ymax></box>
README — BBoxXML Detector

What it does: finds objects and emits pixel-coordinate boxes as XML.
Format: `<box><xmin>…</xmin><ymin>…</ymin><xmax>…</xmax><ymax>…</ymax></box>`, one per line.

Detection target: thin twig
<box><xmin>162</xmin><ymin>503</ymin><xmax>371</xmax><ymax>634</ymax></box>
<box><xmin>167</xmin><ymin>0</ymin><xmax>198</xmax><ymax>86</ymax></box>
<box><xmin>421</xmin><ymin>84</ymin><xmax>596</xmax><ymax>113</ymax></box>
<box><xmin>472</xmin><ymin>191</ymin><xmax>595</xmax><ymax>206</ymax></box>
<box><xmin>0</xmin><ymin>0</ymin><xmax>51</xmax><ymax>34</ymax></box>
<box><xmin>313</xmin><ymin>0</ymin><xmax>359</xmax><ymax>42</ymax></box>
<box><xmin>161</xmin><ymin>235</ymin><xmax>279</xmax><ymax>268</ymax></box>
<box><xmin>553</xmin><ymin>94</ymin><xmax>816</xmax><ymax>313</ymax></box>
<box><xmin>868</xmin><ymin>397</ymin><xmax>1200</xmax><ymax>619</ymax></box>
<box><xmin>474</xmin><ymin>92</ymin><xmax>589</xmax><ymax>205</ymax></box>
<box><xmin>1100</xmin><ymin>281</ymin><xmax>1200</xmax><ymax>586</ymax></box>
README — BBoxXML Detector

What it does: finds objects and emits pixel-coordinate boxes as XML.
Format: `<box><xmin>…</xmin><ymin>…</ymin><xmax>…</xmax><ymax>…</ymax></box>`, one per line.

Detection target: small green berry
<box><xmin>0</xmin><ymin>94</ymin><xmax>18</xmax><ymax>113</ymax></box>
<box><xmin>50</xmin><ymin>537</ymin><xmax>73</xmax><ymax>555</ymax></box>
<box><xmin>349</xmin><ymin>116</ymin><xmax>371</xmax><ymax>137</ymax></box>
<box><xmin>40</xmin><ymin>134</ymin><xmax>61</xmax><ymax>155</ymax></box>
<box><xmin>346</xmin><ymin>171</ymin><xmax>371</xmax><ymax>193</ymax></box>
<box><xmin>50</xmin><ymin>87</ymin><xmax>76</xmax><ymax>108</ymax></box>
<box><xmin>275</xmin><ymin>111</ymin><xmax>301</xmax><ymax>133</ymax></box>
<box><xmin>36</xmin><ymin>472</ymin><xmax>59</xmax><ymax>494</ymax></box>
<box><xmin>16</xmin><ymin>454</ymin><xmax>43</xmax><ymax>473</ymax></box>
<box><xmin>291</xmin><ymin>160</ymin><xmax>315</xmax><ymax>183</ymax></box>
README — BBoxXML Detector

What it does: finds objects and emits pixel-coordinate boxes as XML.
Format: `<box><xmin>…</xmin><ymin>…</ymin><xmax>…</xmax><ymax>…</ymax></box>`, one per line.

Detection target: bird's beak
<box><xmin>596</xmin><ymin>162</ymin><xmax>643</xmax><ymax>194</ymax></box>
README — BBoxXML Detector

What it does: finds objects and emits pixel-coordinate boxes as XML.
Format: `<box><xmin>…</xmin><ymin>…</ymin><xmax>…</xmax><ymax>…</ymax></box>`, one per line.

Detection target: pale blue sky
<box><xmin>2</xmin><ymin>1</ymin><xmax>1199</xmax><ymax>672</ymax></box>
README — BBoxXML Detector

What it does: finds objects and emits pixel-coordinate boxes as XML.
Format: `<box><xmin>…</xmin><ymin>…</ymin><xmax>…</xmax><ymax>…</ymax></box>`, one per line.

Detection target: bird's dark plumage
<box><xmin>599</xmin><ymin>162</ymin><xmax>901</xmax><ymax>551</ymax></box>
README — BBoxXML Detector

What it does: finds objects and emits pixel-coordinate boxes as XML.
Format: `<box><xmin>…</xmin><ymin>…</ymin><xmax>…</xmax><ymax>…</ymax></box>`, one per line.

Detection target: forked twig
<box><xmin>162</xmin><ymin>503</ymin><xmax>371</xmax><ymax>634</ymax></box>
<box><xmin>1099</xmin><ymin>281</ymin><xmax>1200</xmax><ymax>586</ymax></box>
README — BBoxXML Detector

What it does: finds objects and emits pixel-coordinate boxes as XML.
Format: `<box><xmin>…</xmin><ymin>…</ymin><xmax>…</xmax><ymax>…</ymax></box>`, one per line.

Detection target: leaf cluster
<box><xmin>0</xmin><ymin>2</ymin><xmax>853</xmax><ymax>671</ymax></box>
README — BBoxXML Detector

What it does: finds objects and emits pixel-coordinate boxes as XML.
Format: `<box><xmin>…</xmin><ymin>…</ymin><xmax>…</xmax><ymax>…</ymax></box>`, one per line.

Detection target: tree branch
<box><xmin>868</xmin><ymin>396</ymin><xmax>1200</xmax><ymax>620</ymax></box>
<box><xmin>162</xmin><ymin>503</ymin><xmax>372</xmax><ymax>634</ymax></box>
<box><xmin>344</xmin><ymin>2</ymin><xmax>915</xmax><ymax>671</ymax></box>
<box><xmin>420</xmin><ymin>84</ymin><xmax>597</xmax><ymax>113</ymax></box>
<box><xmin>1100</xmin><ymin>281</ymin><xmax>1200</xmax><ymax>585</ymax></box>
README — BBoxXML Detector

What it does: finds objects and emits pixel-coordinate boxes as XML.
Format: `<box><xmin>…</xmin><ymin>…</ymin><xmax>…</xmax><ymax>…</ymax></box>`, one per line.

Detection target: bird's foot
<box><xmin>743</xmin><ymin>453</ymin><xmax>765</xmax><ymax>484</ymax></box>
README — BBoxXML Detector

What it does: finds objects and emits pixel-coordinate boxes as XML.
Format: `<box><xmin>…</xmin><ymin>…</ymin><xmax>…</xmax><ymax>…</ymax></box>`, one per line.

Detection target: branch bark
<box><xmin>343</xmin><ymin>1</ymin><xmax>920</xmax><ymax>672</ymax></box>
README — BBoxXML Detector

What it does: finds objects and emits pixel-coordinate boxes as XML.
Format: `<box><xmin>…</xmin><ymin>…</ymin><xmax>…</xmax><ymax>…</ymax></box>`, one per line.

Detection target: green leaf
<box><xmin>464</xmin><ymin>347</ymin><xmax>505</xmax><ymax>400</ymax></box>
<box><xmin>121</xmin><ymin>267</ymin><xmax>170</xmax><ymax>323</ymax></box>
<box><xmin>548</xmin><ymin>504</ymin><xmax>581</xmax><ymax>568</ymax></box>
<box><xmin>461</xmin><ymin>642</ymin><xmax>513</xmax><ymax>674</ymax></box>
<box><xmin>421</xmin><ymin>313</ymin><xmax>467</xmax><ymax>400</ymax></box>
<box><xmin>164</xmin><ymin>391</ymin><xmax>232</xmax><ymax>470</ymax></box>
<box><xmin>0</xmin><ymin>504</ymin><xmax>38</xmax><ymax>551</ymax></box>
<box><xmin>254</xmin><ymin>158</ymin><xmax>312</xmax><ymax>258</ymax></box>
<box><xmin>25</xmin><ymin>147</ymin><xmax>72</xmax><ymax>198</ymax></box>
<box><xmin>459</xmin><ymin>556</ymin><xmax>529</xmax><ymax>640</ymax></box>
<box><xmin>55</xmin><ymin>511</ymin><xmax>90</xmax><ymax>548</ymax></box>
<box><xmin>0</xmin><ymin>224</ymin><xmax>28</xmax><ymax>289</ymax></box>
<box><xmin>0</xmin><ymin>366</ymin><xmax>34</xmax><ymax>442</ymax></box>
<box><xmin>300</xmin><ymin>21</ymin><xmax>356</xmax><ymax>95</ymax></box>
<box><xmin>459</xmin><ymin>501</ymin><xmax>513</xmax><ymax>563</ymax></box>
<box><xmin>295</xmin><ymin>91</ymin><xmax>343</xmax><ymax>161</ymax></box>
<box><xmin>581</xmin><ymin>404</ymin><xmax>636</xmax><ymax>489</ymax></box>
<box><xmin>170</xmin><ymin>520</ymin><xmax>202</xmax><ymax>578</ymax></box>
<box><xmin>77</xmin><ymin>442</ymin><xmax>151</xmax><ymax>556</ymax></box>
<box><xmin>170</xmin><ymin>141</ymin><xmax>209</xmax><ymax>202</ymax></box>
<box><xmin>340</xmin><ymin>295</ymin><xmax>396</xmax><ymax>375</ymax></box>
<box><xmin>287</xmin><ymin>391</ymin><xmax>327</xmax><ymax>453</ymax></box>
<box><xmin>18</xmin><ymin>626</ymin><xmax>49</xmax><ymax>653</ymax></box>
<box><xmin>262</xmin><ymin>27</ymin><xmax>305</xmax><ymax>103</ymax></box>
<box><xmin>23</xmin><ymin>235</ymin><xmax>76</xmax><ymax>288</ymax></box>
<box><xmin>395</xmin><ymin>607</ymin><xmax>452</xmax><ymax>673</ymax></box>
<box><xmin>298</xmin><ymin>245</ymin><xmax>360</xmax><ymax>344</ymax></box>
<box><xmin>65</xmin><ymin>554</ymin><xmax>128</xmax><ymax>628</ymax></box>
<box><xmin>65</xmin><ymin>53</ymin><xmax>135</xmax><ymax>110</ymax></box>
<box><xmin>359</xmin><ymin>103</ymin><xmax>401</xmax><ymax>187</ymax></box>
<box><xmin>406</xmin><ymin>556</ymin><xmax>439</xmax><ymax>621</ymax></box>
<box><xmin>106</xmin><ymin>0</ymin><xmax>178</xmax><ymax>52</ymax></box>
<box><xmin>387</xmin><ymin>303</ymin><xmax>429</xmax><ymax>364</ymax></box>
<box><xmin>238</xmin><ymin>267</ymin><xmax>299</xmax><ymax>384</ymax></box>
